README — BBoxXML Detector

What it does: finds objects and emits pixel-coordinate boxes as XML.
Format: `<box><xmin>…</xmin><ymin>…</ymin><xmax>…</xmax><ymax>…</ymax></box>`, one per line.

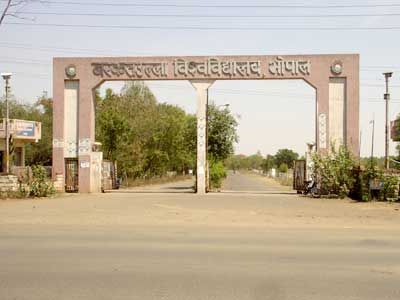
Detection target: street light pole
<box><xmin>383</xmin><ymin>72</ymin><xmax>393</xmax><ymax>170</ymax></box>
<box><xmin>1</xmin><ymin>73</ymin><xmax>12</xmax><ymax>174</ymax></box>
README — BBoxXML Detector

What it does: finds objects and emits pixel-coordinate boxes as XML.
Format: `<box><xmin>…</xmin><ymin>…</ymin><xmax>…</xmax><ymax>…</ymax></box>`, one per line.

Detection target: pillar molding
<box><xmin>190</xmin><ymin>80</ymin><xmax>215</xmax><ymax>195</ymax></box>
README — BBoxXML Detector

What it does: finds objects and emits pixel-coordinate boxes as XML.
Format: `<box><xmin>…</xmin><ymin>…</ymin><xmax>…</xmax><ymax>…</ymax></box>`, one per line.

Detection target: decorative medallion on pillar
<box><xmin>65</xmin><ymin>65</ymin><xmax>77</xmax><ymax>78</ymax></box>
<box><xmin>331</xmin><ymin>60</ymin><xmax>343</xmax><ymax>75</ymax></box>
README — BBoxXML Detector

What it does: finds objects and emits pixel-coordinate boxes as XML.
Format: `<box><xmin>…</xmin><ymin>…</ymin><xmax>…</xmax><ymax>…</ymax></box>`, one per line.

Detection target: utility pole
<box><xmin>383</xmin><ymin>72</ymin><xmax>393</xmax><ymax>170</ymax></box>
<box><xmin>359</xmin><ymin>130</ymin><xmax>362</xmax><ymax>164</ymax></box>
<box><xmin>1</xmin><ymin>73</ymin><xmax>12</xmax><ymax>174</ymax></box>
<box><xmin>370</xmin><ymin>117</ymin><xmax>375</xmax><ymax>166</ymax></box>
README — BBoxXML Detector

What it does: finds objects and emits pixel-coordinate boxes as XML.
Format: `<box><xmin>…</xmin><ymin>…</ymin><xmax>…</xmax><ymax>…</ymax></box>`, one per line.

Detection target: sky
<box><xmin>0</xmin><ymin>0</ymin><xmax>400</xmax><ymax>157</ymax></box>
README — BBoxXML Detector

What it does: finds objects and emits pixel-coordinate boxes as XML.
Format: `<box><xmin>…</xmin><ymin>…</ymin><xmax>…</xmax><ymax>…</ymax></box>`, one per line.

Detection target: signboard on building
<box><xmin>15</xmin><ymin>120</ymin><xmax>35</xmax><ymax>137</ymax></box>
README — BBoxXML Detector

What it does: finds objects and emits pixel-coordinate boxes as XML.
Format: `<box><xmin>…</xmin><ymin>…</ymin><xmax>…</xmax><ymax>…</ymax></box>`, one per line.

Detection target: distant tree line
<box><xmin>95</xmin><ymin>82</ymin><xmax>238</xmax><ymax>182</ymax></box>
<box><xmin>225</xmin><ymin>148</ymin><xmax>300</xmax><ymax>173</ymax></box>
<box><xmin>1</xmin><ymin>81</ymin><xmax>238</xmax><ymax>185</ymax></box>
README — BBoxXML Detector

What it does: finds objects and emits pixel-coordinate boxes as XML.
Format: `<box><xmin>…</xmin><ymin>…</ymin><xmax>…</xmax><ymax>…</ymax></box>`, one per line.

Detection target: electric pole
<box><xmin>383</xmin><ymin>72</ymin><xmax>393</xmax><ymax>170</ymax></box>
<box><xmin>370</xmin><ymin>117</ymin><xmax>375</xmax><ymax>166</ymax></box>
<box><xmin>1</xmin><ymin>73</ymin><xmax>12</xmax><ymax>174</ymax></box>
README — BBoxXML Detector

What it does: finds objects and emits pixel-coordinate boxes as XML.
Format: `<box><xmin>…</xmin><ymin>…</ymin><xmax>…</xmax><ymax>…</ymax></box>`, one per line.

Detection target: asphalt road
<box><xmin>222</xmin><ymin>171</ymin><xmax>293</xmax><ymax>193</ymax></box>
<box><xmin>117</xmin><ymin>177</ymin><xmax>195</xmax><ymax>193</ymax></box>
<box><xmin>0</xmin><ymin>173</ymin><xmax>399</xmax><ymax>300</ymax></box>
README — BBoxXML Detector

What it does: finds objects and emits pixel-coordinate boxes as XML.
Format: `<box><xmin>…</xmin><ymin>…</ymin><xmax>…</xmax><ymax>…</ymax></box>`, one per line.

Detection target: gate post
<box><xmin>191</xmin><ymin>80</ymin><xmax>214</xmax><ymax>195</ymax></box>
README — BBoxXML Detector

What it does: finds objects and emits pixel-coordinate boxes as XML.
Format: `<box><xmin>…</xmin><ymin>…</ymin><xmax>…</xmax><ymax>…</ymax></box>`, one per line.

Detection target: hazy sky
<box><xmin>0</xmin><ymin>0</ymin><xmax>400</xmax><ymax>157</ymax></box>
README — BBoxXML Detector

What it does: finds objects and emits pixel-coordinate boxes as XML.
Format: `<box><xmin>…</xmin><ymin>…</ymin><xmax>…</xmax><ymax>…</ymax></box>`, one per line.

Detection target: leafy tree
<box><xmin>95</xmin><ymin>82</ymin><xmax>240</xmax><ymax>181</ymax></box>
<box><xmin>274</xmin><ymin>148</ymin><xmax>299</xmax><ymax>169</ymax></box>
<box><xmin>24</xmin><ymin>97</ymin><xmax>53</xmax><ymax>165</ymax></box>
<box><xmin>207</xmin><ymin>103</ymin><xmax>238</xmax><ymax>161</ymax></box>
<box><xmin>96</xmin><ymin>91</ymin><xmax>131</xmax><ymax>161</ymax></box>
<box><xmin>246</xmin><ymin>151</ymin><xmax>264</xmax><ymax>170</ymax></box>
<box><xmin>262</xmin><ymin>154</ymin><xmax>276</xmax><ymax>172</ymax></box>
<box><xmin>278</xmin><ymin>163</ymin><xmax>288</xmax><ymax>173</ymax></box>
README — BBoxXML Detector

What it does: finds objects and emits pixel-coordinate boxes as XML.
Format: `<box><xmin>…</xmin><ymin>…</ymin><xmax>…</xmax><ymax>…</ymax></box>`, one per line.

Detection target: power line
<box><xmin>0</xmin><ymin>52</ymin><xmax>398</xmax><ymax>71</ymax></box>
<box><xmin>5</xmin><ymin>22</ymin><xmax>400</xmax><ymax>31</ymax></box>
<box><xmin>1</xmin><ymin>42</ymin><xmax>399</xmax><ymax>71</ymax></box>
<box><xmin>8</xmin><ymin>1</ymin><xmax>400</xmax><ymax>9</ymax></box>
<box><xmin>16</xmin><ymin>11</ymin><xmax>400</xmax><ymax>18</ymax></box>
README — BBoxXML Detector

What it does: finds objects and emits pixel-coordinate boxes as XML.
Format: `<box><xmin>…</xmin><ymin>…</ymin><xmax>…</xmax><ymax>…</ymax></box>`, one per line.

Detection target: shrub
<box><xmin>380</xmin><ymin>174</ymin><xmax>399</xmax><ymax>201</ymax></box>
<box><xmin>29</xmin><ymin>165</ymin><xmax>55</xmax><ymax>197</ymax></box>
<box><xmin>209</xmin><ymin>160</ymin><xmax>227</xmax><ymax>189</ymax></box>
<box><xmin>312</xmin><ymin>145</ymin><xmax>356</xmax><ymax>198</ymax></box>
<box><xmin>278</xmin><ymin>163</ymin><xmax>288</xmax><ymax>174</ymax></box>
<box><xmin>359</xmin><ymin>162</ymin><xmax>383</xmax><ymax>201</ymax></box>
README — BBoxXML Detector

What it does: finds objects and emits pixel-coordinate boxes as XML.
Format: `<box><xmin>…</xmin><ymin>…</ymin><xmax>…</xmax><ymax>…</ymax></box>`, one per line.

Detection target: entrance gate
<box><xmin>52</xmin><ymin>54</ymin><xmax>359</xmax><ymax>194</ymax></box>
<box><xmin>65</xmin><ymin>158</ymin><xmax>79</xmax><ymax>192</ymax></box>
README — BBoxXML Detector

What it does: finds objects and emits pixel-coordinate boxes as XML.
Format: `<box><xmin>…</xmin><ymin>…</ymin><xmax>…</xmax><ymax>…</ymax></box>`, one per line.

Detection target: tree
<box><xmin>95</xmin><ymin>82</ymin><xmax>206</xmax><ymax>180</ymax></box>
<box><xmin>96</xmin><ymin>89</ymin><xmax>131</xmax><ymax>162</ymax></box>
<box><xmin>262</xmin><ymin>154</ymin><xmax>276</xmax><ymax>172</ymax></box>
<box><xmin>207</xmin><ymin>103</ymin><xmax>239</xmax><ymax>161</ymax></box>
<box><xmin>0</xmin><ymin>94</ymin><xmax>53</xmax><ymax>166</ymax></box>
<box><xmin>278</xmin><ymin>163</ymin><xmax>288</xmax><ymax>173</ymax></box>
<box><xmin>24</xmin><ymin>96</ymin><xmax>53</xmax><ymax>165</ymax></box>
<box><xmin>1</xmin><ymin>0</ymin><xmax>36</xmax><ymax>26</ymax></box>
<box><xmin>274</xmin><ymin>149</ymin><xmax>299</xmax><ymax>169</ymax></box>
<box><xmin>246</xmin><ymin>151</ymin><xmax>264</xmax><ymax>170</ymax></box>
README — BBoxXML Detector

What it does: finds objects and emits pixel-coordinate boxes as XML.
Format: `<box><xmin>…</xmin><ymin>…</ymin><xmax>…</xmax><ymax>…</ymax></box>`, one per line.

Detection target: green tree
<box><xmin>25</xmin><ymin>97</ymin><xmax>53</xmax><ymax>165</ymax></box>
<box><xmin>262</xmin><ymin>154</ymin><xmax>276</xmax><ymax>172</ymax></box>
<box><xmin>246</xmin><ymin>151</ymin><xmax>264</xmax><ymax>170</ymax></box>
<box><xmin>278</xmin><ymin>163</ymin><xmax>288</xmax><ymax>173</ymax></box>
<box><xmin>207</xmin><ymin>103</ymin><xmax>238</xmax><ymax>161</ymax></box>
<box><xmin>274</xmin><ymin>149</ymin><xmax>299</xmax><ymax>169</ymax></box>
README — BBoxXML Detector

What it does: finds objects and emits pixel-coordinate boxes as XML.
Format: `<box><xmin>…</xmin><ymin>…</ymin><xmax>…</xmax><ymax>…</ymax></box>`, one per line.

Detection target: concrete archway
<box><xmin>53</xmin><ymin>54</ymin><xmax>359</xmax><ymax>193</ymax></box>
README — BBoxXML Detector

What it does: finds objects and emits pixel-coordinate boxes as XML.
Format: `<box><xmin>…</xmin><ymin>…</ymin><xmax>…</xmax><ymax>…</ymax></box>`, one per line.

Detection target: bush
<box><xmin>381</xmin><ymin>174</ymin><xmax>399</xmax><ymax>201</ymax></box>
<box><xmin>278</xmin><ymin>163</ymin><xmax>288</xmax><ymax>173</ymax></box>
<box><xmin>29</xmin><ymin>165</ymin><xmax>55</xmax><ymax>197</ymax></box>
<box><xmin>312</xmin><ymin>145</ymin><xmax>356</xmax><ymax>198</ymax></box>
<box><xmin>209</xmin><ymin>160</ymin><xmax>227</xmax><ymax>189</ymax></box>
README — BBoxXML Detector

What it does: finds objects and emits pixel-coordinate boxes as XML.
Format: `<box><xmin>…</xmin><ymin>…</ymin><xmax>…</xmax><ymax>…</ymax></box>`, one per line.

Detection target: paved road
<box><xmin>0</xmin><ymin>173</ymin><xmax>399</xmax><ymax>300</ymax></box>
<box><xmin>222</xmin><ymin>171</ymin><xmax>293</xmax><ymax>193</ymax></box>
<box><xmin>116</xmin><ymin>177</ymin><xmax>195</xmax><ymax>193</ymax></box>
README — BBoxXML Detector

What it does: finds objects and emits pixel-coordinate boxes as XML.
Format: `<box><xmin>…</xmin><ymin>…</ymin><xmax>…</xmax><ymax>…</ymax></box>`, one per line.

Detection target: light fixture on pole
<box><xmin>1</xmin><ymin>73</ymin><xmax>12</xmax><ymax>174</ymax></box>
<box><xmin>383</xmin><ymin>72</ymin><xmax>393</xmax><ymax>169</ymax></box>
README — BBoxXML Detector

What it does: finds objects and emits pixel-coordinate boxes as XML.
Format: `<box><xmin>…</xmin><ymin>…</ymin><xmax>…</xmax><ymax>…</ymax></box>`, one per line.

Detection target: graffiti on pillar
<box><xmin>318</xmin><ymin>113</ymin><xmax>327</xmax><ymax>149</ymax></box>
<box><xmin>78</xmin><ymin>138</ymin><xmax>91</xmax><ymax>155</ymax></box>
<box><xmin>52</xmin><ymin>138</ymin><xmax>64</xmax><ymax>148</ymax></box>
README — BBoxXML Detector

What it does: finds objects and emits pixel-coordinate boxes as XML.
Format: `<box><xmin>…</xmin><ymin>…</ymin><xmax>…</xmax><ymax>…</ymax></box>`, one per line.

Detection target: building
<box><xmin>0</xmin><ymin>119</ymin><xmax>41</xmax><ymax>172</ymax></box>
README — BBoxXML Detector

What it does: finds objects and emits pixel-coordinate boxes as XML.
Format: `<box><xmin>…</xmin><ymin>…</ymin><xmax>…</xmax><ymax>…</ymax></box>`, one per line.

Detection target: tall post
<box><xmin>5</xmin><ymin>77</ymin><xmax>9</xmax><ymax>174</ymax></box>
<box><xmin>383</xmin><ymin>72</ymin><xmax>392</xmax><ymax>169</ymax></box>
<box><xmin>1</xmin><ymin>75</ymin><xmax>11</xmax><ymax>174</ymax></box>
<box><xmin>191</xmin><ymin>80</ymin><xmax>214</xmax><ymax>195</ymax></box>
<box><xmin>370</xmin><ymin>117</ymin><xmax>375</xmax><ymax>166</ymax></box>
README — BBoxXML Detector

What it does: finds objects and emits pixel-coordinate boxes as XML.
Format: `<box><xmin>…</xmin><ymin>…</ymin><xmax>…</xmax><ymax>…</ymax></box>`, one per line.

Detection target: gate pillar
<box><xmin>191</xmin><ymin>80</ymin><xmax>214</xmax><ymax>195</ymax></box>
